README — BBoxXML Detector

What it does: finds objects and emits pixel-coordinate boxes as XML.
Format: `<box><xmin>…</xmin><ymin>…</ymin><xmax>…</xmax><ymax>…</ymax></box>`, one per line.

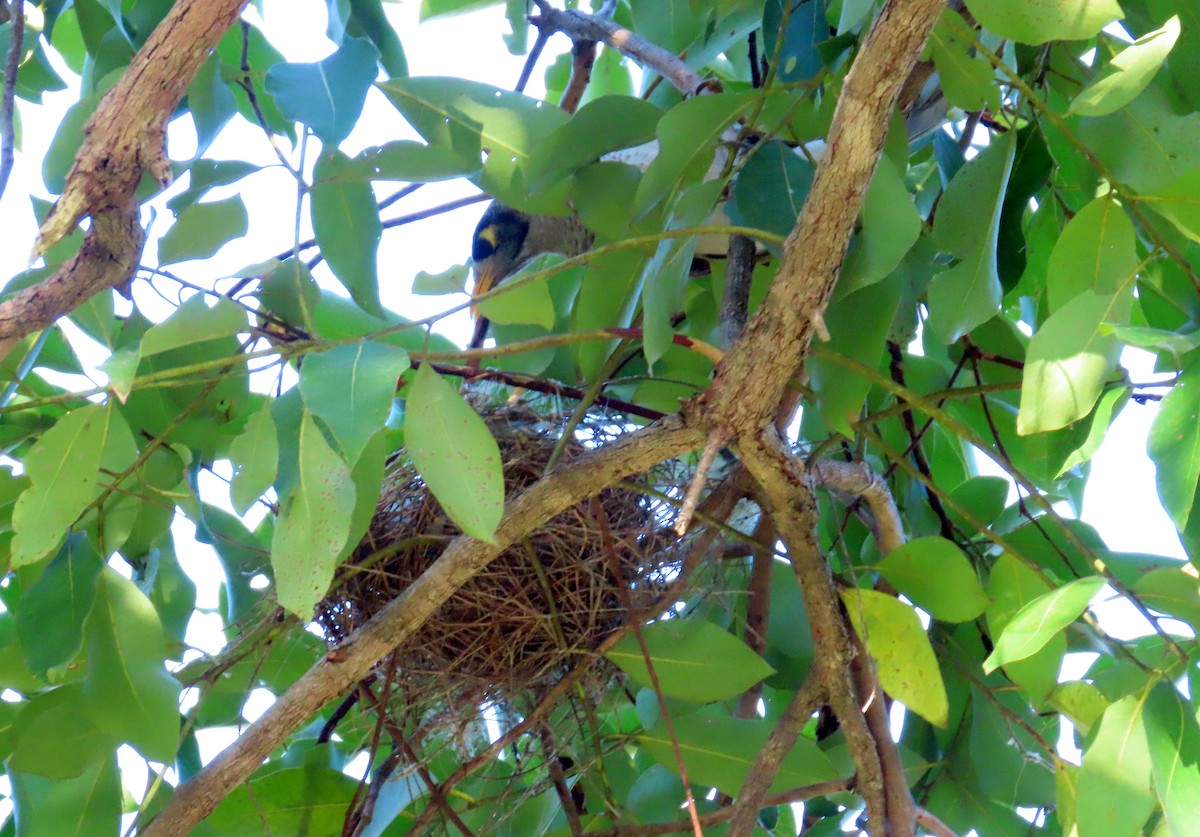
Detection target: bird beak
<box><xmin>470</xmin><ymin>262</ymin><xmax>501</xmax><ymax>320</ymax></box>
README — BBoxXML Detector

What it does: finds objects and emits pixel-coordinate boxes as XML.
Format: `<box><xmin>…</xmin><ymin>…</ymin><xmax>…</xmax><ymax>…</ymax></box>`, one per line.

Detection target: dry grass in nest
<box><xmin>316</xmin><ymin>398</ymin><xmax>690</xmax><ymax>700</ymax></box>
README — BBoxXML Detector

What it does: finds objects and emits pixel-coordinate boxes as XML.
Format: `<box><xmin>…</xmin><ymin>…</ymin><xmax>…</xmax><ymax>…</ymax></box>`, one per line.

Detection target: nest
<box><xmin>316</xmin><ymin>398</ymin><xmax>689</xmax><ymax>698</ymax></box>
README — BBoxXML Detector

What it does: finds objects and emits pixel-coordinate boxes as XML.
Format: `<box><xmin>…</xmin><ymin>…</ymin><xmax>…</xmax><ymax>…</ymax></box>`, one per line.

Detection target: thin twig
<box><xmin>237</xmin><ymin>21</ymin><xmax>299</xmax><ymax>178</ymax></box>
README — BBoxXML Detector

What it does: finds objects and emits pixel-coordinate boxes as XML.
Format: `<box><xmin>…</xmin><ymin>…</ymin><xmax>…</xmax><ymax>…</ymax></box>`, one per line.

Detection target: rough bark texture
<box><xmin>0</xmin><ymin>0</ymin><xmax>249</xmax><ymax>359</ymax></box>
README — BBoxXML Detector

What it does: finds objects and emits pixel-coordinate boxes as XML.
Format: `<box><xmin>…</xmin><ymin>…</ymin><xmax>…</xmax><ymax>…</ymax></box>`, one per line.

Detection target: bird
<box><xmin>466</xmin><ymin>134</ymin><xmax>827</xmax><ymax>349</ymax></box>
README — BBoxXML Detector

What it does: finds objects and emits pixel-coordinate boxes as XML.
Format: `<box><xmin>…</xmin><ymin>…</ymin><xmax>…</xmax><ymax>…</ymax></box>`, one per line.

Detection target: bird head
<box><xmin>470</xmin><ymin>202</ymin><xmax>531</xmax><ymax>316</ymax></box>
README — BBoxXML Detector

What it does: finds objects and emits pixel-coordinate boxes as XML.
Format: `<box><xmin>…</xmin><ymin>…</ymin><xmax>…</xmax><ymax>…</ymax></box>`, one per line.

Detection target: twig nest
<box><xmin>317</xmin><ymin>399</ymin><xmax>687</xmax><ymax>696</ymax></box>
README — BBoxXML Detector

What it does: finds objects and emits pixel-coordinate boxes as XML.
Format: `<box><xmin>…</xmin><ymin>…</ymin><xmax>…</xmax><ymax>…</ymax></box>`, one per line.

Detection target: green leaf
<box><xmin>403</xmin><ymin>363</ymin><xmax>502</xmax><ymax>542</ymax></box>
<box><xmin>876</xmin><ymin>537</ymin><xmax>990</xmax><ymax>622</ymax></box>
<box><xmin>413</xmin><ymin>264</ymin><xmax>469</xmax><ymax>296</ymax></box>
<box><xmin>229</xmin><ymin>407</ymin><xmax>278</xmax><ymax>516</ymax></box>
<box><xmin>1150</xmin><ymin>168</ymin><xmax>1200</xmax><ymax>244</ymax></box>
<box><xmin>1144</xmin><ymin>681</ymin><xmax>1200</xmax><ymax>836</ymax></box>
<box><xmin>808</xmin><ymin>273</ymin><xmax>903</xmax><ymax>436</ymax></box>
<box><xmin>986</xmin><ymin>552</ymin><xmax>1067</xmax><ymax>705</ymax></box>
<box><xmin>1134</xmin><ymin>567</ymin><xmax>1200</xmax><ymax>631</ymax></box>
<box><xmin>206</xmin><ymin>764</ymin><xmax>361</xmax><ymax>834</ymax></box>
<box><xmin>963</xmin><ymin>0</ymin><xmax>1123</xmax><ymax>43</ymax></box>
<box><xmin>9</xmin><ymin>684</ymin><xmax>115</xmax><ymax>779</ymax></box>
<box><xmin>265</xmin><ymin>37</ymin><xmax>379</xmax><ymax>145</ymax></box>
<box><xmin>419</xmin><ymin>0</ymin><xmax>501</xmax><ymax>20</ymax></box>
<box><xmin>157</xmin><ymin>195</ymin><xmax>249</xmax><ymax>265</ymax></box>
<box><xmin>1077</xmin><ymin>688</ymin><xmax>1156</xmax><ymax>837</ymax></box>
<box><xmin>1071</xmin><ymin>18</ymin><xmax>1180</xmax><ymax>116</ymax></box>
<box><xmin>11</xmin><ymin>403</ymin><xmax>112</xmax><ymax>566</ymax></box>
<box><xmin>633</xmin><ymin>92</ymin><xmax>751</xmax><ymax>218</ymax></box>
<box><xmin>839</xmin><ymin>160</ymin><xmax>923</xmax><ymax>294</ymax></box>
<box><xmin>10</xmin><ymin>756</ymin><xmax>120</xmax><ymax>837</ymax></box>
<box><xmin>1149</xmin><ymin>355</ymin><xmax>1200</xmax><ymax>531</ymax></box>
<box><xmin>15</xmin><ymin>535</ymin><xmax>104</xmax><ymax>676</ymax></box>
<box><xmin>606</xmin><ymin>620</ymin><xmax>775</xmax><ymax>703</ymax></box>
<box><xmin>477</xmin><ymin>253</ymin><xmax>558</xmax><ymax>329</ymax></box>
<box><xmin>101</xmin><ymin>295</ymin><xmax>248</xmax><ymax>399</ymax></box>
<box><xmin>524</xmin><ymin>96</ymin><xmax>663</xmax><ymax>192</ymax></box>
<box><xmin>840</xmin><ymin>589</ymin><xmax>949</xmax><ymax>726</ymax></box>
<box><xmin>637</xmin><ymin>714</ymin><xmax>837</xmax><ymax>796</ymax></box>
<box><xmin>983</xmin><ymin>576</ymin><xmax>1105</xmax><ymax>673</ymax></box>
<box><xmin>349</xmin><ymin>0</ymin><xmax>407</xmax><ymax>76</ymax></box>
<box><xmin>312</xmin><ymin>148</ymin><xmax>383</xmax><ymax>316</ymax></box>
<box><xmin>1050</xmin><ymin>680</ymin><xmax>1110</xmax><ymax>737</ymax></box>
<box><xmin>299</xmin><ymin>341</ymin><xmax>409</xmax><ymax>466</ymax></box>
<box><xmin>341</xmin><ymin>140</ymin><xmax>479</xmax><ymax>182</ymax></box>
<box><xmin>187</xmin><ymin>53</ymin><xmax>237</xmax><ymax>156</ymax></box>
<box><xmin>928</xmin><ymin>10</ymin><xmax>1001</xmax><ymax>113</ymax></box>
<box><xmin>83</xmin><ymin>568</ymin><xmax>181</xmax><ymax>762</ymax></box>
<box><xmin>1080</xmin><ymin>87</ymin><xmax>1200</xmax><ymax>195</ymax></box>
<box><xmin>166</xmin><ymin>159</ymin><xmax>257</xmax><ymax>214</ymax></box>
<box><xmin>270</xmin><ymin>412</ymin><xmax>358</xmax><ymax>615</ymax></box>
<box><xmin>1018</xmin><ymin>291</ymin><xmax>1128</xmax><ymax>434</ymax></box>
<box><xmin>928</xmin><ymin>131</ymin><xmax>1016</xmax><ymax>343</ymax></box>
<box><xmin>1045</xmin><ymin>196</ymin><xmax>1137</xmax><ymax>312</ymax></box>
<box><xmin>378</xmin><ymin>76</ymin><xmax>569</xmax><ymax>210</ymax></box>
<box><xmin>728</xmin><ymin>139</ymin><xmax>814</xmax><ymax>243</ymax></box>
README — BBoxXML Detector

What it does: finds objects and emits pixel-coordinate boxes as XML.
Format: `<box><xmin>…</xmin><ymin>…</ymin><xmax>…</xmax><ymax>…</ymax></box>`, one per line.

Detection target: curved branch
<box><xmin>141</xmin><ymin>417</ymin><xmax>705</xmax><ymax>835</ymax></box>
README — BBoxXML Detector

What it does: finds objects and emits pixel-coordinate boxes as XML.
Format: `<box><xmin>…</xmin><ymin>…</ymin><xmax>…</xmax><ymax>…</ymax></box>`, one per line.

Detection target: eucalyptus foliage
<box><xmin>2</xmin><ymin>0</ymin><xmax>1200</xmax><ymax>835</ymax></box>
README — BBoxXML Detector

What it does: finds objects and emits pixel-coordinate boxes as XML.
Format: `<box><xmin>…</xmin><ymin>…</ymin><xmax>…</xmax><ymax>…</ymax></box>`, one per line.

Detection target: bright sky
<box><xmin>0</xmin><ymin>0</ymin><xmax>1188</xmax><ymax>820</ymax></box>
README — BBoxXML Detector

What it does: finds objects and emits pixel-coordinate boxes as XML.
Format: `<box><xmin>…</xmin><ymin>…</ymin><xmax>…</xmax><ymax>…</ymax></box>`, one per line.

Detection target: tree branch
<box><xmin>810</xmin><ymin>458</ymin><xmax>906</xmax><ymax>554</ymax></box>
<box><xmin>141</xmin><ymin>417</ymin><xmax>705</xmax><ymax>835</ymax></box>
<box><xmin>0</xmin><ymin>0</ymin><xmax>23</xmax><ymax>203</ymax></box>
<box><xmin>699</xmin><ymin>0</ymin><xmax>947</xmax><ymax>432</ymax></box>
<box><xmin>529</xmin><ymin>1</ymin><xmax>709</xmax><ymax>96</ymax></box>
<box><xmin>0</xmin><ymin>0</ymin><xmax>249</xmax><ymax>358</ymax></box>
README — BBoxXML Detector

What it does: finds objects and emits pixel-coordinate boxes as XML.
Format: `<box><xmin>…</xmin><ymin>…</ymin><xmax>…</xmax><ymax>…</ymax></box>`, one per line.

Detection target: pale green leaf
<box><xmin>964</xmin><ymin>0</ymin><xmax>1123</xmax><ymax>44</ymax></box>
<box><xmin>983</xmin><ymin>576</ymin><xmax>1106</xmax><ymax>673</ymax></box>
<box><xmin>158</xmin><ymin>195</ymin><xmax>249</xmax><ymax>265</ymax></box>
<box><xmin>1144</xmin><ymin>681</ymin><xmax>1200</xmax><ymax>837</ymax></box>
<box><xmin>1077</xmin><ymin>688</ymin><xmax>1156</xmax><ymax>837</ymax></box>
<box><xmin>83</xmin><ymin>568</ymin><xmax>181</xmax><ymax>762</ymax></box>
<box><xmin>839</xmin><ymin>160</ymin><xmax>923</xmax><ymax>294</ymax></box>
<box><xmin>312</xmin><ymin>148</ymin><xmax>383</xmax><ymax>316</ymax></box>
<box><xmin>1148</xmin><ymin>355</ymin><xmax>1200</xmax><ymax>532</ymax></box>
<box><xmin>300</xmin><ymin>341</ymin><xmax>409</xmax><ymax>467</ymax></box>
<box><xmin>229</xmin><ymin>407</ymin><xmax>278</xmax><ymax>516</ymax></box>
<box><xmin>403</xmin><ymin>363</ymin><xmax>502</xmax><ymax>543</ymax></box>
<box><xmin>1150</xmin><ymin>168</ymin><xmax>1200</xmax><ymax>244</ymax></box>
<box><xmin>1071</xmin><ymin>18</ymin><xmax>1180</xmax><ymax>116</ymax></box>
<box><xmin>876</xmin><ymin>536</ymin><xmax>990</xmax><ymax>622</ymax></box>
<box><xmin>1018</xmin><ymin>291</ymin><xmax>1127</xmax><ymax>435</ymax></box>
<box><xmin>11</xmin><ymin>403</ymin><xmax>112</xmax><ymax>566</ymax></box>
<box><xmin>841</xmin><ymin>589</ymin><xmax>949</xmax><ymax>726</ymax></box>
<box><xmin>986</xmin><ymin>552</ymin><xmax>1067</xmax><ymax>705</ymax></box>
<box><xmin>270</xmin><ymin>413</ymin><xmax>358</xmax><ymax>615</ymax></box>
<box><xmin>1045</xmin><ymin>196</ymin><xmax>1137</xmax><ymax>312</ymax></box>
<box><xmin>606</xmin><ymin>620</ymin><xmax>775</xmax><ymax>703</ymax></box>
<box><xmin>413</xmin><ymin>264</ymin><xmax>469</xmax><ymax>296</ymax></box>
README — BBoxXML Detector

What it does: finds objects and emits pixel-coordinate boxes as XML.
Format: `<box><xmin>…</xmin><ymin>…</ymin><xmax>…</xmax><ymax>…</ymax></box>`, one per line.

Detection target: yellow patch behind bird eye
<box><xmin>478</xmin><ymin>226</ymin><xmax>498</xmax><ymax>247</ymax></box>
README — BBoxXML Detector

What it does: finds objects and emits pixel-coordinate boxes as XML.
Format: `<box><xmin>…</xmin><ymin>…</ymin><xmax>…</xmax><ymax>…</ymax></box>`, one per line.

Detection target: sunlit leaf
<box><xmin>229</xmin><ymin>406</ymin><xmax>278</xmax><ymax>516</ymax></box>
<box><xmin>1077</xmin><ymin>687</ymin><xmax>1156</xmax><ymax>836</ymax></box>
<box><xmin>841</xmin><ymin>589</ymin><xmax>949</xmax><ymax>726</ymax></box>
<box><xmin>876</xmin><ymin>537</ymin><xmax>990</xmax><ymax>622</ymax></box>
<box><xmin>402</xmin><ymin>363</ymin><xmax>502</xmax><ymax>542</ymax></box>
<box><xmin>270</xmin><ymin>413</ymin><xmax>358</xmax><ymax>615</ymax></box>
<box><xmin>964</xmin><ymin>0</ymin><xmax>1123</xmax><ymax>43</ymax></box>
<box><xmin>1144</xmin><ymin>681</ymin><xmax>1200</xmax><ymax>836</ymax></box>
<box><xmin>983</xmin><ymin>576</ymin><xmax>1105</xmax><ymax>672</ymax></box>
<box><xmin>1070</xmin><ymin>18</ymin><xmax>1180</xmax><ymax>116</ymax></box>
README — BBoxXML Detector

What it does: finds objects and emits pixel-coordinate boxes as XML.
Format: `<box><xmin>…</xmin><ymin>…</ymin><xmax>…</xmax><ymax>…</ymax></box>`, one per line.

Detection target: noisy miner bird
<box><xmin>467</xmin><ymin>133</ymin><xmax>826</xmax><ymax>349</ymax></box>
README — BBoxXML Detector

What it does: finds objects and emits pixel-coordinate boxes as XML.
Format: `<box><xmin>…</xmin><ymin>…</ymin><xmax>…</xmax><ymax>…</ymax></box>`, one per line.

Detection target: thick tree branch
<box><xmin>0</xmin><ymin>0</ymin><xmax>249</xmax><ymax>358</ymax></box>
<box><xmin>699</xmin><ymin>0</ymin><xmax>946</xmax><ymax>431</ymax></box>
<box><xmin>142</xmin><ymin>418</ymin><xmax>705</xmax><ymax>835</ymax></box>
<box><xmin>0</xmin><ymin>0</ymin><xmax>23</xmax><ymax>203</ymax></box>
<box><xmin>811</xmin><ymin>458</ymin><xmax>906</xmax><ymax>554</ymax></box>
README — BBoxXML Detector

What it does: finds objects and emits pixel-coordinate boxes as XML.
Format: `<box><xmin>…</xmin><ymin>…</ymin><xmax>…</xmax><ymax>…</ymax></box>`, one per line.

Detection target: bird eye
<box><xmin>472</xmin><ymin>228</ymin><xmax>497</xmax><ymax>262</ymax></box>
